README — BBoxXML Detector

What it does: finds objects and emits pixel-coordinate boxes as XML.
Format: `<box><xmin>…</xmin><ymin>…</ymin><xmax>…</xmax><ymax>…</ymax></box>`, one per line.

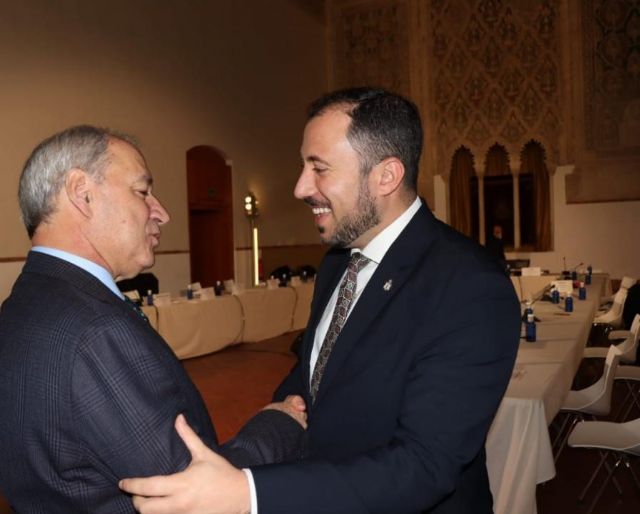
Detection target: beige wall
<box><xmin>0</xmin><ymin>0</ymin><xmax>327</xmax><ymax>298</ymax></box>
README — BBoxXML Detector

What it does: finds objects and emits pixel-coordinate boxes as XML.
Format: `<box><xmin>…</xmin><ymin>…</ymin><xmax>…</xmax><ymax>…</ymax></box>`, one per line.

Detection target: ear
<box><xmin>376</xmin><ymin>157</ymin><xmax>405</xmax><ymax>197</ymax></box>
<box><xmin>65</xmin><ymin>168</ymin><xmax>93</xmax><ymax>218</ymax></box>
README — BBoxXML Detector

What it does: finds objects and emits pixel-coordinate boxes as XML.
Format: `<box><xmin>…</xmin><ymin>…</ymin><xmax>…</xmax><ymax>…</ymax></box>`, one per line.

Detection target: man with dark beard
<box><xmin>121</xmin><ymin>88</ymin><xmax>521</xmax><ymax>514</ymax></box>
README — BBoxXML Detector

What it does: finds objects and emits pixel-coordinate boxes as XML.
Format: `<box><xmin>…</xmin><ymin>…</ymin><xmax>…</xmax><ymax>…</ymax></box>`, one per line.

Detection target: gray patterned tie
<box><xmin>310</xmin><ymin>252</ymin><xmax>370</xmax><ymax>402</ymax></box>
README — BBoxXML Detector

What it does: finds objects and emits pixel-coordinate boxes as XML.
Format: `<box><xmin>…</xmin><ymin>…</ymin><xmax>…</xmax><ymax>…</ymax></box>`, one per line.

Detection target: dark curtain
<box><xmin>521</xmin><ymin>142</ymin><xmax>551</xmax><ymax>250</ymax></box>
<box><xmin>449</xmin><ymin>147</ymin><xmax>475</xmax><ymax>237</ymax></box>
<box><xmin>485</xmin><ymin>144</ymin><xmax>510</xmax><ymax>176</ymax></box>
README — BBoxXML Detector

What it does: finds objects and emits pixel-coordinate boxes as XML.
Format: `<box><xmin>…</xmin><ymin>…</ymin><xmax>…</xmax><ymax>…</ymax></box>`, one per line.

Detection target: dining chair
<box><xmin>594</xmin><ymin>287</ymin><xmax>629</xmax><ymax>330</ymax></box>
<box><xmin>568</xmin><ymin>416</ymin><xmax>640</xmax><ymax>514</ymax></box>
<box><xmin>584</xmin><ymin>314</ymin><xmax>640</xmax><ymax>365</ymax></box>
<box><xmin>553</xmin><ymin>345</ymin><xmax>623</xmax><ymax>463</ymax></box>
<box><xmin>614</xmin><ymin>364</ymin><xmax>640</xmax><ymax>422</ymax></box>
<box><xmin>598</xmin><ymin>276</ymin><xmax>636</xmax><ymax>307</ymax></box>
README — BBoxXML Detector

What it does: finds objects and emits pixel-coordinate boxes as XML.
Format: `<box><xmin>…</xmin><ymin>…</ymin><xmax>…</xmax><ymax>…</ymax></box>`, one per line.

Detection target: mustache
<box><xmin>303</xmin><ymin>197</ymin><xmax>330</xmax><ymax>209</ymax></box>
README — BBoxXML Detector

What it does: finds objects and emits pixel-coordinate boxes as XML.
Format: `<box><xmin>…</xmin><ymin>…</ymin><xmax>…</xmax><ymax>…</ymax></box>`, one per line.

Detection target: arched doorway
<box><xmin>186</xmin><ymin>146</ymin><xmax>234</xmax><ymax>286</ymax></box>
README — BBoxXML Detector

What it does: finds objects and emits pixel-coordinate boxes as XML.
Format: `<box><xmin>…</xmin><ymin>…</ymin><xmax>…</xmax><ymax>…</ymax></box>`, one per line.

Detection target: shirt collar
<box><xmin>31</xmin><ymin>246</ymin><xmax>124</xmax><ymax>299</ymax></box>
<box><xmin>352</xmin><ymin>196</ymin><xmax>422</xmax><ymax>264</ymax></box>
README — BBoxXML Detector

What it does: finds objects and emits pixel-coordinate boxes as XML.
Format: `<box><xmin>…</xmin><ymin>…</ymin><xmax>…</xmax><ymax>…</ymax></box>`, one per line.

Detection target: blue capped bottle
<box><xmin>578</xmin><ymin>281</ymin><xmax>587</xmax><ymax>300</ymax></box>
<box><xmin>525</xmin><ymin>313</ymin><xmax>537</xmax><ymax>342</ymax></box>
<box><xmin>524</xmin><ymin>300</ymin><xmax>533</xmax><ymax>317</ymax></box>
<box><xmin>565</xmin><ymin>293</ymin><xmax>574</xmax><ymax>312</ymax></box>
<box><xmin>551</xmin><ymin>287</ymin><xmax>560</xmax><ymax>304</ymax></box>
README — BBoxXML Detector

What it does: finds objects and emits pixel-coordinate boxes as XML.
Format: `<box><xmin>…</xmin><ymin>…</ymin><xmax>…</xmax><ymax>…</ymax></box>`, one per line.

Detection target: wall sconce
<box><xmin>244</xmin><ymin>193</ymin><xmax>260</xmax><ymax>286</ymax></box>
<box><xmin>244</xmin><ymin>193</ymin><xmax>259</xmax><ymax>219</ymax></box>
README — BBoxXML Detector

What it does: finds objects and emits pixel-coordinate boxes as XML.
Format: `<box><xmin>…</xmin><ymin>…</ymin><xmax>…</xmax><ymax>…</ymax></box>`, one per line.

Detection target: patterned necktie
<box><xmin>310</xmin><ymin>252</ymin><xmax>371</xmax><ymax>402</ymax></box>
<box><xmin>123</xmin><ymin>296</ymin><xmax>150</xmax><ymax>323</ymax></box>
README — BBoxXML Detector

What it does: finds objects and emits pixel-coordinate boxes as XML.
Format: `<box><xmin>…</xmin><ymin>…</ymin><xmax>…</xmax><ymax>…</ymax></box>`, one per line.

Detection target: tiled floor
<box><xmin>1</xmin><ymin>330</ymin><xmax>639</xmax><ymax>513</ymax></box>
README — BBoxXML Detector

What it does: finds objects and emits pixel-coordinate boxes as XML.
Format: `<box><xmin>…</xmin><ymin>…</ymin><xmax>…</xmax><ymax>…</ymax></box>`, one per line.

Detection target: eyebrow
<box><xmin>306</xmin><ymin>155</ymin><xmax>331</xmax><ymax>167</ymax></box>
<box><xmin>133</xmin><ymin>174</ymin><xmax>153</xmax><ymax>187</ymax></box>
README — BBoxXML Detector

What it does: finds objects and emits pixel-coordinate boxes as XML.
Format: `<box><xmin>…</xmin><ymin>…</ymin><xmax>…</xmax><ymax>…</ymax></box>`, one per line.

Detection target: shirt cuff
<box><xmin>242</xmin><ymin>468</ymin><xmax>258</xmax><ymax>514</ymax></box>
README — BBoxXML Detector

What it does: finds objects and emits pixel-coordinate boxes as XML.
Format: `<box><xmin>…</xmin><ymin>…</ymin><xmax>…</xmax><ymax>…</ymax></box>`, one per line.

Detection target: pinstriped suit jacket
<box><xmin>0</xmin><ymin>252</ymin><xmax>303</xmax><ymax>513</ymax></box>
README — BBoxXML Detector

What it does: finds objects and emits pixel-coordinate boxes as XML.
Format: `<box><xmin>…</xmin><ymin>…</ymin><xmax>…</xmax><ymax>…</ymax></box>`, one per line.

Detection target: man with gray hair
<box><xmin>0</xmin><ymin>126</ymin><xmax>306</xmax><ymax>513</ymax></box>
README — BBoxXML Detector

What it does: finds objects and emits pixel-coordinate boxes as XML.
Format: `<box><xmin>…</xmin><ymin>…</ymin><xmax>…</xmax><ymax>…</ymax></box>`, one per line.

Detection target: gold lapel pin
<box><xmin>383</xmin><ymin>279</ymin><xmax>393</xmax><ymax>291</ymax></box>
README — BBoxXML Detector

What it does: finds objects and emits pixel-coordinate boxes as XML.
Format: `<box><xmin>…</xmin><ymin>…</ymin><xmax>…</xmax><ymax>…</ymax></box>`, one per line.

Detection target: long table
<box><xmin>142</xmin><ymin>282</ymin><xmax>314</xmax><ymax>359</ymax></box>
<box><xmin>486</xmin><ymin>276</ymin><xmax>606</xmax><ymax>514</ymax></box>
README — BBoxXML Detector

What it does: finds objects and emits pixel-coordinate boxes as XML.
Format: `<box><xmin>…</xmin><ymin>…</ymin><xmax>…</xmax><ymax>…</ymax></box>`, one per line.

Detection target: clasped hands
<box><xmin>119</xmin><ymin>395</ymin><xmax>306</xmax><ymax>514</ymax></box>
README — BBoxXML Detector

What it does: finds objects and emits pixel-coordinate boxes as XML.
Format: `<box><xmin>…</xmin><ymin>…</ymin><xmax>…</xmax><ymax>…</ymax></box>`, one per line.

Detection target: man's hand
<box><xmin>263</xmin><ymin>394</ymin><xmax>307</xmax><ymax>428</ymax></box>
<box><xmin>119</xmin><ymin>414</ymin><xmax>250</xmax><ymax>514</ymax></box>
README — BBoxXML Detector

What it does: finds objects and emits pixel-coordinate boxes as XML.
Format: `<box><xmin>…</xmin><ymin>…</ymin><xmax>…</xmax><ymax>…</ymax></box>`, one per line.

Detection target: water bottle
<box><xmin>187</xmin><ymin>284</ymin><xmax>194</xmax><ymax>300</ymax></box>
<box><xmin>551</xmin><ymin>287</ymin><xmax>560</xmax><ymax>304</ymax></box>
<box><xmin>525</xmin><ymin>313</ymin><xmax>537</xmax><ymax>342</ymax></box>
<box><xmin>565</xmin><ymin>294</ymin><xmax>573</xmax><ymax>312</ymax></box>
<box><xmin>524</xmin><ymin>300</ymin><xmax>533</xmax><ymax>317</ymax></box>
<box><xmin>586</xmin><ymin>265</ymin><xmax>592</xmax><ymax>284</ymax></box>
<box><xmin>301</xmin><ymin>270</ymin><xmax>308</xmax><ymax>283</ymax></box>
<box><xmin>214</xmin><ymin>281</ymin><xmax>223</xmax><ymax>296</ymax></box>
<box><xmin>578</xmin><ymin>281</ymin><xmax>587</xmax><ymax>300</ymax></box>
<box><xmin>146</xmin><ymin>289</ymin><xmax>154</xmax><ymax>306</ymax></box>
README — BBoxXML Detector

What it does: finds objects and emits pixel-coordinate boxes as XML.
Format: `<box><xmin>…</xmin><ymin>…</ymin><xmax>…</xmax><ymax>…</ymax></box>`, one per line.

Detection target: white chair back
<box><xmin>588</xmin><ymin>345</ymin><xmax>623</xmax><ymax>416</ymax></box>
<box><xmin>618</xmin><ymin>314</ymin><xmax>640</xmax><ymax>363</ymax></box>
<box><xmin>595</xmin><ymin>288</ymin><xmax>628</xmax><ymax>326</ymax></box>
<box><xmin>620</xmin><ymin>276</ymin><xmax>637</xmax><ymax>290</ymax></box>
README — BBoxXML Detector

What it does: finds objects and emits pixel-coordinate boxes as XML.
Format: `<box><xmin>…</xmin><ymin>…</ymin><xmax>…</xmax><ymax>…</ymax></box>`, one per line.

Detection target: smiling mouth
<box><xmin>311</xmin><ymin>207</ymin><xmax>331</xmax><ymax>215</ymax></box>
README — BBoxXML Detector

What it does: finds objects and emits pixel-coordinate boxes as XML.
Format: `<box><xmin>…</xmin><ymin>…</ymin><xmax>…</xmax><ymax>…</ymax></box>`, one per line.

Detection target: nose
<box><xmin>293</xmin><ymin>166</ymin><xmax>316</xmax><ymax>200</ymax></box>
<box><xmin>148</xmin><ymin>194</ymin><xmax>170</xmax><ymax>225</ymax></box>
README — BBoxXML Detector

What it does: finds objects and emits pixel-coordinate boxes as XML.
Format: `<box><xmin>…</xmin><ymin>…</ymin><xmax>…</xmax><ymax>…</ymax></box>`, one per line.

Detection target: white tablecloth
<box><xmin>141</xmin><ymin>283</ymin><xmax>315</xmax><ymax>358</ymax></box>
<box><xmin>152</xmin><ymin>296</ymin><xmax>243</xmax><ymax>359</ymax></box>
<box><xmin>486</xmin><ymin>282</ymin><xmax>600</xmax><ymax>514</ymax></box>
<box><xmin>237</xmin><ymin>287</ymin><xmax>296</xmax><ymax>342</ymax></box>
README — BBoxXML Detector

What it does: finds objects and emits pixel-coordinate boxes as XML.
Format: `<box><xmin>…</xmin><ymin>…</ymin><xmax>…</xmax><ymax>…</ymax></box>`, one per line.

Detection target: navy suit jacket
<box><xmin>0</xmin><ymin>252</ymin><xmax>303</xmax><ymax>513</ymax></box>
<box><xmin>252</xmin><ymin>203</ymin><xmax>521</xmax><ymax>513</ymax></box>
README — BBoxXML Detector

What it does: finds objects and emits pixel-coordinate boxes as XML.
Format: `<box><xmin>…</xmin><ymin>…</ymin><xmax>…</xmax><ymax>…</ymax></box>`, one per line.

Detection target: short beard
<box><xmin>326</xmin><ymin>178</ymin><xmax>380</xmax><ymax>248</ymax></box>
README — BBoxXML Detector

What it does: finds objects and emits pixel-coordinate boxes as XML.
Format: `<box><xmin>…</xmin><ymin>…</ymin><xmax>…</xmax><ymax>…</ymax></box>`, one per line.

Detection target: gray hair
<box><xmin>18</xmin><ymin>125</ymin><xmax>138</xmax><ymax>238</ymax></box>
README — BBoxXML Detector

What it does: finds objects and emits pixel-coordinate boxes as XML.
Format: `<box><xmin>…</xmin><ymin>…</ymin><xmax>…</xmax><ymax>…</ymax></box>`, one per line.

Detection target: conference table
<box><xmin>486</xmin><ymin>275</ymin><xmax>608</xmax><ymax>514</ymax></box>
<box><xmin>141</xmin><ymin>282</ymin><xmax>314</xmax><ymax>359</ymax></box>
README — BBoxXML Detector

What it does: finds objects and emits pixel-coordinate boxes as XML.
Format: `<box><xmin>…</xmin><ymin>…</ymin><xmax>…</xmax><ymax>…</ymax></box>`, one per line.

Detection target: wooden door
<box><xmin>187</xmin><ymin>146</ymin><xmax>234</xmax><ymax>286</ymax></box>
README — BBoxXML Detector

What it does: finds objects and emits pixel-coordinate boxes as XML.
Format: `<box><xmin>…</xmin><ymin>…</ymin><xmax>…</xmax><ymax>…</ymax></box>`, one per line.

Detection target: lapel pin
<box><xmin>383</xmin><ymin>279</ymin><xmax>393</xmax><ymax>291</ymax></box>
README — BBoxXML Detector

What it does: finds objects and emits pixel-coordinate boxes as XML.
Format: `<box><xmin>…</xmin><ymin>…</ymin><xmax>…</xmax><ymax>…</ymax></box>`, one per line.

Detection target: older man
<box><xmin>122</xmin><ymin>88</ymin><xmax>521</xmax><ymax>514</ymax></box>
<box><xmin>0</xmin><ymin>126</ymin><xmax>305</xmax><ymax>513</ymax></box>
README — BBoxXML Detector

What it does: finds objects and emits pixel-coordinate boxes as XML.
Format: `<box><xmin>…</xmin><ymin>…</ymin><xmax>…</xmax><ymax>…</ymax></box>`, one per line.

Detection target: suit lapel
<box><xmin>312</xmin><ymin>203</ymin><xmax>442</xmax><ymax>403</ymax></box>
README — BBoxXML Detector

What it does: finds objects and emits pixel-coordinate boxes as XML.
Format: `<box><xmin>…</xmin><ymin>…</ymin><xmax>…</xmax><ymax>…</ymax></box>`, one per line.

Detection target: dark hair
<box><xmin>307</xmin><ymin>87</ymin><xmax>423</xmax><ymax>191</ymax></box>
<box><xmin>18</xmin><ymin>125</ymin><xmax>138</xmax><ymax>238</ymax></box>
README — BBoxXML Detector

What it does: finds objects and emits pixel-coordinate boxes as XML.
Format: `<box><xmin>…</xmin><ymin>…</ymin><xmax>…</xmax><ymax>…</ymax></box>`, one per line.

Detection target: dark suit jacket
<box><xmin>0</xmin><ymin>252</ymin><xmax>303</xmax><ymax>513</ymax></box>
<box><xmin>252</xmin><ymin>203</ymin><xmax>521</xmax><ymax>513</ymax></box>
